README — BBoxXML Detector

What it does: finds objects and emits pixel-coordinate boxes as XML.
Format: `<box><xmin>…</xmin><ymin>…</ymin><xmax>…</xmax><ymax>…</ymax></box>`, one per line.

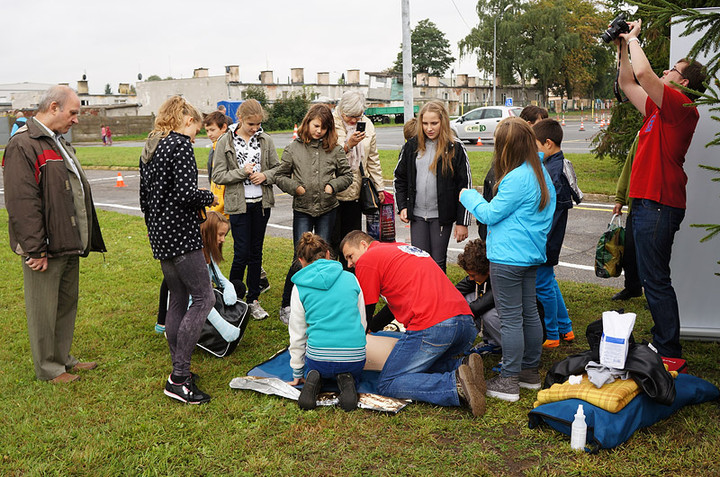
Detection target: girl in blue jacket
<box><xmin>460</xmin><ymin>117</ymin><xmax>555</xmax><ymax>404</ymax></box>
<box><xmin>287</xmin><ymin>232</ymin><xmax>367</xmax><ymax>412</ymax></box>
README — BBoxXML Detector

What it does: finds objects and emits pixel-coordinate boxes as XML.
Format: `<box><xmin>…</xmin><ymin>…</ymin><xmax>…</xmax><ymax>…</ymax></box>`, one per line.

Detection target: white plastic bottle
<box><xmin>570</xmin><ymin>404</ymin><xmax>587</xmax><ymax>450</ymax></box>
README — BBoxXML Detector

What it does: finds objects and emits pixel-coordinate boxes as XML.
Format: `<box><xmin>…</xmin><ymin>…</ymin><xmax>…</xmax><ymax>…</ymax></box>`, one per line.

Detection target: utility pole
<box><xmin>493</xmin><ymin>4</ymin><xmax>512</xmax><ymax>106</ymax></box>
<box><xmin>402</xmin><ymin>0</ymin><xmax>413</xmax><ymax>123</ymax></box>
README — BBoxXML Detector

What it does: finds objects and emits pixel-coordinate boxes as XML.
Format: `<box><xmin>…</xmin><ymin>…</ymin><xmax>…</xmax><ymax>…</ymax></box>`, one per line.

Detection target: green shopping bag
<box><xmin>595</xmin><ymin>214</ymin><xmax>625</xmax><ymax>278</ymax></box>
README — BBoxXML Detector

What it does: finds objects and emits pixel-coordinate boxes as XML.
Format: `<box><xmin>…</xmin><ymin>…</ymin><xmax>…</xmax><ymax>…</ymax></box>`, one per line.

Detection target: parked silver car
<box><xmin>450</xmin><ymin>106</ymin><xmax>523</xmax><ymax>142</ymax></box>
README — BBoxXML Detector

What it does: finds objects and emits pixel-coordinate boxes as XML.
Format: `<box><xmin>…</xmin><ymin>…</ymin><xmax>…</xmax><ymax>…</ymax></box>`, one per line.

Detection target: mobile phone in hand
<box><xmin>356</xmin><ymin>121</ymin><xmax>366</xmax><ymax>132</ymax></box>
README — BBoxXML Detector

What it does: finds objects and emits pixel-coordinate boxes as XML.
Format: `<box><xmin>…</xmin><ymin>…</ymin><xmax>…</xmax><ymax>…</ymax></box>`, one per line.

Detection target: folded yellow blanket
<box><xmin>533</xmin><ymin>370</ymin><xmax>678</xmax><ymax>413</ymax></box>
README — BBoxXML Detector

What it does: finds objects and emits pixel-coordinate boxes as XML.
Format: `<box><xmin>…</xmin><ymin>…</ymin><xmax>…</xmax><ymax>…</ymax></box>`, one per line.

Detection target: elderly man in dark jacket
<box><xmin>2</xmin><ymin>85</ymin><xmax>106</xmax><ymax>383</ymax></box>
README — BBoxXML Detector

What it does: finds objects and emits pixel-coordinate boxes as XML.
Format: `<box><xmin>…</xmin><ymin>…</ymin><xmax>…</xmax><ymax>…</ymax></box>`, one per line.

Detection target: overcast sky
<box><xmin>2</xmin><ymin>0</ymin><xmax>484</xmax><ymax>94</ymax></box>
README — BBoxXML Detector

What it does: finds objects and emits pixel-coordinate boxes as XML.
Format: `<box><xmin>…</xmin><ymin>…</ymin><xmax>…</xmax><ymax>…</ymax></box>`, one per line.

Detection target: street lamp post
<box><xmin>493</xmin><ymin>4</ymin><xmax>512</xmax><ymax>106</ymax></box>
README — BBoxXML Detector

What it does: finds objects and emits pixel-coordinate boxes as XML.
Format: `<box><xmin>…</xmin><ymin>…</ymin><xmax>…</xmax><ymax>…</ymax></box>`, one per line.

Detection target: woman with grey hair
<box><xmin>330</xmin><ymin>91</ymin><xmax>384</xmax><ymax>259</ymax></box>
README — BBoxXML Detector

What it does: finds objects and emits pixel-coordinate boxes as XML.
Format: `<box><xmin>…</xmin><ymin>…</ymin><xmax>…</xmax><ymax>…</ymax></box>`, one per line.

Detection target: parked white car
<box><xmin>450</xmin><ymin>106</ymin><xmax>523</xmax><ymax>142</ymax></box>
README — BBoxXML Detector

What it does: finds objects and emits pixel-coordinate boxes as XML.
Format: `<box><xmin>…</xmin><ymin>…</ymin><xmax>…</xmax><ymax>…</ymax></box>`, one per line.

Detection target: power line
<box><xmin>449</xmin><ymin>0</ymin><xmax>472</xmax><ymax>29</ymax></box>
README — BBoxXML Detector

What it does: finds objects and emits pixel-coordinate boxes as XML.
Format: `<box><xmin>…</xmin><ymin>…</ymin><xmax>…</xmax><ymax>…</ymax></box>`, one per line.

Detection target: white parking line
<box><xmin>88</xmin><ymin>174</ymin><xmax>139</xmax><ymax>183</ymax></box>
<box><xmin>94</xmin><ymin>202</ymin><xmax>142</xmax><ymax>211</ymax></box>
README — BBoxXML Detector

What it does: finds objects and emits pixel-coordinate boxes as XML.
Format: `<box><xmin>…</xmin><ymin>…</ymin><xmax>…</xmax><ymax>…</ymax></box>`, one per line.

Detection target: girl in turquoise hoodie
<box><xmin>460</xmin><ymin>117</ymin><xmax>555</xmax><ymax>404</ymax></box>
<box><xmin>287</xmin><ymin>232</ymin><xmax>367</xmax><ymax>411</ymax></box>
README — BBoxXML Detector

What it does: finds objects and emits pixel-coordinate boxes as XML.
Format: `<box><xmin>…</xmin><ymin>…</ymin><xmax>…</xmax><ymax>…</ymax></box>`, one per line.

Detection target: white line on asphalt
<box><xmin>88</xmin><ymin>174</ymin><xmax>139</xmax><ymax>183</ymax></box>
<box><xmin>268</xmin><ymin>223</ymin><xmax>293</xmax><ymax>231</ymax></box>
<box><xmin>94</xmin><ymin>202</ymin><xmax>142</xmax><ymax>211</ymax></box>
<box><xmin>578</xmin><ymin>202</ymin><xmax>615</xmax><ymax>209</ymax></box>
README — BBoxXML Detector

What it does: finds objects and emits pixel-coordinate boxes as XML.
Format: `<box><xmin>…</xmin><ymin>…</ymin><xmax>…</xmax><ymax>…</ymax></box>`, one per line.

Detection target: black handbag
<box><xmin>358</xmin><ymin>162</ymin><xmax>380</xmax><ymax>215</ymax></box>
<box><xmin>196</xmin><ymin>267</ymin><xmax>249</xmax><ymax>357</ymax></box>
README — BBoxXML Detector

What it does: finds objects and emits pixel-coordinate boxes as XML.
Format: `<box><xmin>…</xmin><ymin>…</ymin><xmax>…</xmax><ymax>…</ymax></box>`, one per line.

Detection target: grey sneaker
<box><xmin>457</xmin><ymin>364</ymin><xmax>487</xmax><ymax>417</ymax></box>
<box><xmin>278</xmin><ymin>306</ymin><xmax>291</xmax><ymax>325</ymax></box>
<box><xmin>518</xmin><ymin>368</ymin><xmax>541</xmax><ymax>390</ymax></box>
<box><xmin>249</xmin><ymin>300</ymin><xmax>269</xmax><ymax>320</ymax></box>
<box><xmin>485</xmin><ymin>375</ymin><xmax>520</xmax><ymax>402</ymax></box>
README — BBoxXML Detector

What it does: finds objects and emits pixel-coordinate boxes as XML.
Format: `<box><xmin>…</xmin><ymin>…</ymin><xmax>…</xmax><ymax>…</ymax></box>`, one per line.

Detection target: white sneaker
<box><xmin>249</xmin><ymin>300</ymin><xmax>269</xmax><ymax>320</ymax></box>
<box><xmin>278</xmin><ymin>306</ymin><xmax>291</xmax><ymax>325</ymax></box>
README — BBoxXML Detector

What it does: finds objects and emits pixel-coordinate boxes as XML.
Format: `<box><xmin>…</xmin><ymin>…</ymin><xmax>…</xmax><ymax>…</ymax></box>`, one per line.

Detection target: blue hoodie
<box><xmin>460</xmin><ymin>160</ymin><xmax>555</xmax><ymax>267</ymax></box>
<box><xmin>288</xmin><ymin>259</ymin><xmax>366</xmax><ymax>379</ymax></box>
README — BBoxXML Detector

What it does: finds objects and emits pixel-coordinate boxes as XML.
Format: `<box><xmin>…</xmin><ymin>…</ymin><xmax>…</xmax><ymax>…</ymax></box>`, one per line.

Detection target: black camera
<box><xmin>601</xmin><ymin>13</ymin><xmax>630</xmax><ymax>43</ymax></box>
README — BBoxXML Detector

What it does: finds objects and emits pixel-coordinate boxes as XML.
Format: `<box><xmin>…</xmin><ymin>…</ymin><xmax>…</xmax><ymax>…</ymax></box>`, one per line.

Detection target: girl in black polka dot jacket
<box><xmin>139</xmin><ymin>96</ymin><xmax>218</xmax><ymax>404</ymax></box>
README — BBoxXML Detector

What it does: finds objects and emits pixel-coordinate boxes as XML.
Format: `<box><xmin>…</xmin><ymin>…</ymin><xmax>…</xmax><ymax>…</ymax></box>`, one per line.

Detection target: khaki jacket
<box><xmin>2</xmin><ymin>118</ymin><xmax>106</xmax><ymax>258</ymax></box>
<box><xmin>275</xmin><ymin>138</ymin><xmax>353</xmax><ymax>217</ymax></box>
<box><xmin>332</xmin><ymin>111</ymin><xmax>384</xmax><ymax>201</ymax></box>
<box><xmin>211</xmin><ymin>128</ymin><xmax>280</xmax><ymax>215</ymax></box>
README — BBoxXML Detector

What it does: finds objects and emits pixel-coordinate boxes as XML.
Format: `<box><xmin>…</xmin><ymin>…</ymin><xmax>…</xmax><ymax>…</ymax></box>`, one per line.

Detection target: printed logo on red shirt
<box><xmin>398</xmin><ymin>244</ymin><xmax>431</xmax><ymax>258</ymax></box>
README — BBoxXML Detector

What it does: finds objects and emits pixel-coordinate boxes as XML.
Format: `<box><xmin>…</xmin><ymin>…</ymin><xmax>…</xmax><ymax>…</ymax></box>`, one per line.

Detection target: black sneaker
<box><xmin>164</xmin><ymin>376</ymin><xmax>211</xmax><ymax>404</ymax></box>
<box><xmin>298</xmin><ymin>370</ymin><xmax>321</xmax><ymax>410</ymax></box>
<box><xmin>337</xmin><ymin>372</ymin><xmax>358</xmax><ymax>412</ymax></box>
<box><xmin>611</xmin><ymin>288</ymin><xmax>642</xmax><ymax>301</ymax></box>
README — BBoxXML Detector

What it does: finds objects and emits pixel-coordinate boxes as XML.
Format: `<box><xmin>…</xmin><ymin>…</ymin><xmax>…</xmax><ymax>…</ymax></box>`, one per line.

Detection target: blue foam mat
<box><xmin>247</xmin><ymin>331</ymin><xmax>404</xmax><ymax>395</ymax></box>
<box><xmin>528</xmin><ymin>373</ymin><xmax>720</xmax><ymax>452</ymax></box>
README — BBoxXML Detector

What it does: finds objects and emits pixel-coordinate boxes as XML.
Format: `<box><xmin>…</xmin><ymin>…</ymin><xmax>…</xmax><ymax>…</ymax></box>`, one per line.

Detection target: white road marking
<box><xmin>86</xmin><ymin>195</ymin><xmax>607</xmax><ymax>274</ymax></box>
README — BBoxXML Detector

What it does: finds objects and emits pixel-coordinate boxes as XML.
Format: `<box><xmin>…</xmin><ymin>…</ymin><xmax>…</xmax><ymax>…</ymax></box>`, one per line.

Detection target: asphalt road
<box><xmin>74</xmin><ymin>119</ymin><xmax>602</xmax><ymax>154</ymax></box>
<box><xmin>0</xmin><ymin>166</ymin><xmax>624</xmax><ymax>290</ymax></box>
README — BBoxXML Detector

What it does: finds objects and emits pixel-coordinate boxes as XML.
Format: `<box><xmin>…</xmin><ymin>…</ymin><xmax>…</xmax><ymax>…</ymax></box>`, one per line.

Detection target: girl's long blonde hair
<box><xmin>492</xmin><ymin>117</ymin><xmax>550</xmax><ymax>211</ymax></box>
<box><xmin>416</xmin><ymin>100</ymin><xmax>455</xmax><ymax>175</ymax></box>
<box><xmin>151</xmin><ymin>96</ymin><xmax>202</xmax><ymax>137</ymax></box>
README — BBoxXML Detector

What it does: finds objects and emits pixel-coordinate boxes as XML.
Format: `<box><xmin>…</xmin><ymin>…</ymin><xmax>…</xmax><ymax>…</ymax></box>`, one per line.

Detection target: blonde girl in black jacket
<box><xmin>140</xmin><ymin>96</ymin><xmax>217</xmax><ymax>404</ymax></box>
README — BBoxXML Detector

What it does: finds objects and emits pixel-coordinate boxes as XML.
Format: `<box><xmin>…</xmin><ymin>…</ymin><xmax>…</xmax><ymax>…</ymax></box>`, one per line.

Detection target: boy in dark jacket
<box><xmin>456</xmin><ymin>239</ymin><xmax>501</xmax><ymax>354</ymax></box>
<box><xmin>533</xmin><ymin>119</ymin><xmax>574</xmax><ymax>348</ymax></box>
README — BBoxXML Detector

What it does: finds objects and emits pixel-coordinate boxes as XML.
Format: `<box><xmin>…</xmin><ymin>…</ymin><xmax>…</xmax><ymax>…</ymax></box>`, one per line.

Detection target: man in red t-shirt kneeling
<box><xmin>341</xmin><ymin>231</ymin><xmax>487</xmax><ymax>417</ymax></box>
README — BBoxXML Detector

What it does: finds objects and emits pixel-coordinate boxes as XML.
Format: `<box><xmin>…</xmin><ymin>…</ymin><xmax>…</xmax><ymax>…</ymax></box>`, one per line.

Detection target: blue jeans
<box><xmin>378</xmin><ymin>314</ymin><xmax>476</xmax><ymax>407</ymax></box>
<box><xmin>229</xmin><ymin>203</ymin><xmax>271</xmax><ymax>302</ymax></box>
<box><xmin>536</xmin><ymin>265</ymin><xmax>572</xmax><ymax>340</ymax></box>
<box><xmin>282</xmin><ymin>209</ymin><xmax>338</xmax><ymax>307</ymax></box>
<box><xmin>631</xmin><ymin>199</ymin><xmax>685</xmax><ymax>357</ymax></box>
<box><xmin>305</xmin><ymin>357</ymin><xmax>365</xmax><ymax>385</ymax></box>
<box><xmin>490</xmin><ymin>263</ymin><xmax>543</xmax><ymax>377</ymax></box>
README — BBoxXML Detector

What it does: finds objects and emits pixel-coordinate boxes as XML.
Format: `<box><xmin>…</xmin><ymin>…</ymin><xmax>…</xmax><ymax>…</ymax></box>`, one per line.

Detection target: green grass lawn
<box><xmin>73</xmin><ymin>146</ymin><xmax>621</xmax><ymax>196</ymax></box>
<box><xmin>1</xmin><ymin>209</ymin><xmax>718</xmax><ymax>475</ymax></box>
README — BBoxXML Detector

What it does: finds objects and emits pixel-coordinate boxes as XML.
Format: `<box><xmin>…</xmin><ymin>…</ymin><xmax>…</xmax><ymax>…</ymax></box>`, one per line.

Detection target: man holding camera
<box><xmin>615</xmin><ymin>19</ymin><xmax>706</xmax><ymax>358</ymax></box>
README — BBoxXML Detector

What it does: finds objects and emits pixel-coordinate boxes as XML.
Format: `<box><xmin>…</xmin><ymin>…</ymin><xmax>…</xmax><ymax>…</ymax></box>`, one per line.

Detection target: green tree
<box><xmin>242</xmin><ymin>85</ymin><xmax>269</xmax><ymax>107</ymax></box>
<box><xmin>552</xmin><ymin>0</ymin><xmax>614</xmax><ymax>99</ymax></box>
<box><xmin>104</xmin><ymin>83</ymin><xmax>112</xmax><ymax>95</ymax></box>
<box><xmin>146</xmin><ymin>75</ymin><xmax>162</xmax><ymax>81</ymax></box>
<box><xmin>459</xmin><ymin>0</ymin><xmax>610</xmax><ymax>105</ymax></box>
<box><xmin>459</xmin><ymin>1</ymin><xmax>532</xmax><ymax>95</ymax></box>
<box><xmin>393</xmin><ymin>19</ymin><xmax>455</xmax><ymax>76</ymax></box>
<box><xmin>265</xmin><ymin>88</ymin><xmax>314</xmax><ymax>131</ymax></box>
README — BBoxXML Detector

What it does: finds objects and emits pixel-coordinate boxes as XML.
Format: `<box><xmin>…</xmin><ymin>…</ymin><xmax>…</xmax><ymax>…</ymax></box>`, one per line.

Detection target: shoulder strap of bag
<box><xmin>209</xmin><ymin>261</ymin><xmax>223</xmax><ymax>291</ymax></box>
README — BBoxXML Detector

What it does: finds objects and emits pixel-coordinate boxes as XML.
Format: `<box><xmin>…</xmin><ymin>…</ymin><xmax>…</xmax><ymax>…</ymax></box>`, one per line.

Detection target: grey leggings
<box><xmin>160</xmin><ymin>249</ymin><xmax>214</xmax><ymax>377</ymax></box>
<box><xmin>410</xmin><ymin>217</ymin><xmax>453</xmax><ymax>272</ymax></box>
